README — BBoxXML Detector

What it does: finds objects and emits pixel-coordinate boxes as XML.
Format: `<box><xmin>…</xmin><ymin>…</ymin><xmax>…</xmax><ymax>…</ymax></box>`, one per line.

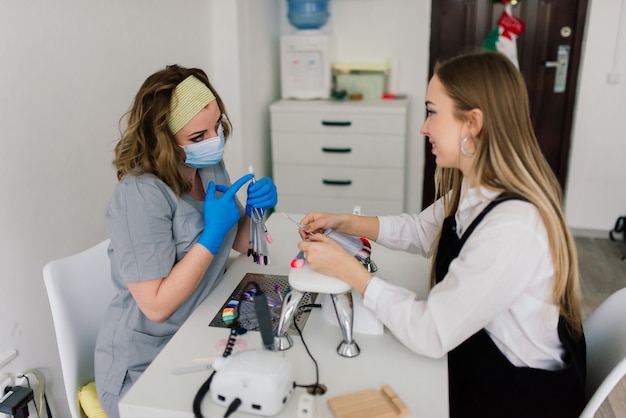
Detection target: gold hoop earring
<box><xmin>460</xmin><ymin>136</ymin><xmax>476</xmax><ymax>157</ymax></box>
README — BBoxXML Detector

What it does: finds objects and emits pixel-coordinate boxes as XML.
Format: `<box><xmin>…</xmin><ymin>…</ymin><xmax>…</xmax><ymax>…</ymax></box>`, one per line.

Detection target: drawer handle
<box><xmin>322</xmin><ymin>179</ymin><xmax>352</xmax><ymax>186</ymax></box>
<box><xmin>321</xmin><ymin>120</ymin><xmax>352</xmax><ymax>127</ymax></box>
<box><xmin>322</xmin><ymin>147</ymin><xmax>352</xmax><ymax>153</ymax></box>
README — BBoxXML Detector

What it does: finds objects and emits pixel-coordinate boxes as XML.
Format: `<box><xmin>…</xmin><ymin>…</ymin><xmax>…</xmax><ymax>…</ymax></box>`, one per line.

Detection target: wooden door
<box><xmin>422</xmin><ymin>0</ymin><xmax>589</xmax><ymax>208</ymax></box>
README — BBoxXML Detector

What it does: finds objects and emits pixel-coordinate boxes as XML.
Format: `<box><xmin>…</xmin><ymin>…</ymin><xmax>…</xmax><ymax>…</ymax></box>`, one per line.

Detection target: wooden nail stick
<box><xmin>327</xmin><ymin>385</ymin><xmax>410</xmax><ymax>418</ymax></box>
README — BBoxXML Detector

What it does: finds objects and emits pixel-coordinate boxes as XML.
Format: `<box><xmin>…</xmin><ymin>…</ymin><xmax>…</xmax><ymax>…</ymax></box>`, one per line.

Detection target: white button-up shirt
<box><xmin>364</xmin><ymin>183</ymin><xmax>565</xmax><ymax>370</ymax></box>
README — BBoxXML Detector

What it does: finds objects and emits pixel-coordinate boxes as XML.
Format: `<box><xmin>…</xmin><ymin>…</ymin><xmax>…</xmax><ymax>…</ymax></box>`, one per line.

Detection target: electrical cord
<box><xmin>222</xmin><ymin>325</ymin><xmax>240</xmax><ymax>358</ymax></box>
<box><xmin>20</xmin><ymin>375</ymin><xmax>38</xmax><ymax>415</ymax></box>
<box><xmin>292</xmin><ymin>303</ymin><xmax>326</xmax><ymax>395</ymax></box>
<box><xmin>42</xmin><ymin>393</ymin><xmax>53</xmax><ymax>418</ymax></box>
<box><xmin>19</xmin><ymin>369</ymin><xmax>51</xmax><ymax>418</ymax></box>
<box><xmin>192</xmin><ymin>370</ymin><xmax>216</xmax><ymax>418</ymax></box>
<box><xmin>193</xmin><ymin>324</ymin><xmax>239</xmax><ymax>418</ymax></box>
<box><xmin>224</xmin><ymin>398</ymin><xmax>242</xmax><ymax>417</ymax></box>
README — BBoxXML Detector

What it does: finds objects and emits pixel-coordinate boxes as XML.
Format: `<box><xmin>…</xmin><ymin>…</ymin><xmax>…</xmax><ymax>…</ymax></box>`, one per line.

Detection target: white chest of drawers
<box><xmin>270</xmin><ymin>99</ymin><xmax>408</xmax><ymax>215</ymax></box>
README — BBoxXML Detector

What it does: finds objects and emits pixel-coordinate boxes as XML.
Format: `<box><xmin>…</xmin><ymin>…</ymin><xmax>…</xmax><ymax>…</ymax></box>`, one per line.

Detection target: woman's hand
<box><xmin>198</xmin><ymin>173</ymin><xmax>253</xmax><ymax>255</ymax></box>
<box><xmin>298</xmin><ymin>212</ymin><xmax>343</xmax><ymax>239</ymax></box>
<box><xmin>300</xmin><ymin>212</ymin><xmax>380</xmax><ymax>243</ymax></box>
<box><xmin>246</xmin><ymin>177</ymin><xmax>278</xmax><ymax>216</ymax></box>
<box><xmin>298</xmin><ymin>233</ymin><xmax>372</xmax><ymax>292</ymax></box>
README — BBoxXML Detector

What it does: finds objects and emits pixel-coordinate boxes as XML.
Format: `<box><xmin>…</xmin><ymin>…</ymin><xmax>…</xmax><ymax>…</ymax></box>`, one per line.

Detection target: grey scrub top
<box><xmin>95</xmin><ymin>161</ymin><xmax>240</xmax><ymax>396</ymax></box>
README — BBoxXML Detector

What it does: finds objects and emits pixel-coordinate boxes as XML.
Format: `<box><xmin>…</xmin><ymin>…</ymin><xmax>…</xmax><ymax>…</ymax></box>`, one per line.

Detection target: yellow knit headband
<box><xmin>168</xmin><ymin>75</ymin><xmax>216</xmax><ymax>134</ymax></box>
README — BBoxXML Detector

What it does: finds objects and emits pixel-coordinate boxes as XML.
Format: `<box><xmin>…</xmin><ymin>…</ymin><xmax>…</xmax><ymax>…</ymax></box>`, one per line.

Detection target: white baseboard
<box><xmin>571</xmin><ymin>228</ymin><xmax>612</xmax><ymax>239</ymax></box>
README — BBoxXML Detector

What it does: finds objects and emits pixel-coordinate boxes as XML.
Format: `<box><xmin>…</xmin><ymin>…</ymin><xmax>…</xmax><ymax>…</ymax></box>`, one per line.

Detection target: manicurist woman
<box><xmin>95</xmin><ymin>65</ymin><xmax>277</xmax><ymax>418</ymax></box>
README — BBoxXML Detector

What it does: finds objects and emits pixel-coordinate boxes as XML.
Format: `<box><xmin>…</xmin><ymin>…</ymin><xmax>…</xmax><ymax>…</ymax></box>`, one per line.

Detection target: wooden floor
<box><xmin>576</xmin><ymin>236</ymin><xmax>626</xmax><ymax>417</ymax></box>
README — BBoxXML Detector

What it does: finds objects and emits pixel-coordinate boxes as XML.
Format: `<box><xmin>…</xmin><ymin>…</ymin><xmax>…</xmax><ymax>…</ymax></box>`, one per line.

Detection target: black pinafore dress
<box><xmin>435</xmin><ymin>194</ymin><xmax>586</xmax><ymax>418</ymax></box>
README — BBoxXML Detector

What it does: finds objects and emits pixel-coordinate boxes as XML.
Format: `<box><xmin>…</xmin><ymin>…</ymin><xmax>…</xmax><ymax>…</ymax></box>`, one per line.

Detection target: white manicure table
<box><xmin>118</xmin><ymin>213</ymin><xmax>448</xmax><ymax>418</ymax></box>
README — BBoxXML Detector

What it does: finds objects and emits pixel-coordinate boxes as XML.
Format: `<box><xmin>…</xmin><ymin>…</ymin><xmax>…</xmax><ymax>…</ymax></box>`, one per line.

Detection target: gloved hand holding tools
<box><xmin>198</xmin><ymin>173</ymin><xmax>254</xmax><ymax>255</ymax></box>
<box><xmin>246</xmin><ymin>177</ymin><xmax>278</xmax><ymax>216</ymax></box>
<box><xmin>246</xmin><ymin>167</ymin><xmax>277</xmax><ymax>265</ymax></box>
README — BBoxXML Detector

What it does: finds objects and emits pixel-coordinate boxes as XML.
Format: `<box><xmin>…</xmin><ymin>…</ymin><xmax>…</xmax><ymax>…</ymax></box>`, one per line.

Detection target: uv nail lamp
<box><xmin>275</xmin><ymin>263</ymin><xmax>361</xmax><ymax>357</ymax></box>
<box><xmin>210</xmin><ymin>349</ymin><xmax>295</xmax><ymax>416</ymax></box>
<box><xmin>275</xmin><ymin>229</ymin><xmax>379</xmax><ymax>357</ymax></box>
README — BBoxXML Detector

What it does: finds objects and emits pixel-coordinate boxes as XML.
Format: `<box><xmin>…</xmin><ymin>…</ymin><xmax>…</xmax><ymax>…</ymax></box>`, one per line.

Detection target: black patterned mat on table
<box><xmin>209</xmin><ymin>272</ymin><xmax>317</xmax><ymax>335</ymax></box>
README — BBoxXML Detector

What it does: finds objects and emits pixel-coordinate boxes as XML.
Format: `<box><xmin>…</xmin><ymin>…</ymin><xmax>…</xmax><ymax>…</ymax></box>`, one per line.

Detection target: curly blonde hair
<box><xmin>428</xmin><ymin>50</ymin><xmax>583</xmax><ymax>337</ymax></box>
<box><xmin>113</xmin><ymin>65</ymin><xmax>231</xmax><ymax>196</ymax></box>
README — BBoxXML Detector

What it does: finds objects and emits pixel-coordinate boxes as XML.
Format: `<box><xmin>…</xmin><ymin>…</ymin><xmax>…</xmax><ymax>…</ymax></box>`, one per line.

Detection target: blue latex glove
<box><xmin>198</xmin><ymin>173</ymin><xmax>254</xmax><ymax>255</ymax></box>
<box><xmin>246</xmin><ymin>177</ymin><xmax>278</xmax><ymax>216</ymax></box>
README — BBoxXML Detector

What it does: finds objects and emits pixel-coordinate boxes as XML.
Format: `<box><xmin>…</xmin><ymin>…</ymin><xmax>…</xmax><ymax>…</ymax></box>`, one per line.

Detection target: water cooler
<box><xmin>280</xmin><ymin>0</ymin><xmax>332</xmax><ymax>100</ymax></box>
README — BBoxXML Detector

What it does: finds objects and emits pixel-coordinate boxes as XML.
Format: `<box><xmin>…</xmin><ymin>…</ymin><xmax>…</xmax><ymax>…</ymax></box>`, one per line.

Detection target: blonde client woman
<box><xmin>297</xmin><ymin>50</ymin><xmax>585</xmax><ymax>418</ymax></box>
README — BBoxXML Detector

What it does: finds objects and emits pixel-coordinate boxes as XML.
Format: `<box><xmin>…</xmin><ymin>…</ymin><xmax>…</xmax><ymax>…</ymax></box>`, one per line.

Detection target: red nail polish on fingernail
<box><xmin>290</xmin><ymin>258</ymin><xmax>305</xmax><ymax>268</ymax></box>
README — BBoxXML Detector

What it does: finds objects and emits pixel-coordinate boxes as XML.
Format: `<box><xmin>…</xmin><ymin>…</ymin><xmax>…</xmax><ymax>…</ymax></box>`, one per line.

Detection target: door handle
<box><xmin>544</xmin><ymin>45</ymin><xmax>570</xmax><ymax>93</ymax></box>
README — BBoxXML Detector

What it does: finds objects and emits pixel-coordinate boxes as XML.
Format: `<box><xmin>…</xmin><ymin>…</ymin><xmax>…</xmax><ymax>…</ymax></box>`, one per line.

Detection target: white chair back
<box><xmin>43</xmin><ymin>239</ymin><xmax>113</xmax><ymax>418</ymax></box>
<box><xmin>579</xmin><ymin>287</ymin><xmax>626</xmax><ymax>418</ymax></box>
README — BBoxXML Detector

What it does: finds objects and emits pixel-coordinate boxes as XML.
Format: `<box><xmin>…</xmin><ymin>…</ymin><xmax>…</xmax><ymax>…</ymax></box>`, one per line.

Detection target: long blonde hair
<box><xmin>113</xmin><ymin>65</ymin><xmax>231</xmax><ymax>196</ymax></box>
<box><xmin>428</xmin><ymin>50</ymin><xmax>582</xmax><ymax>337</ymax></box>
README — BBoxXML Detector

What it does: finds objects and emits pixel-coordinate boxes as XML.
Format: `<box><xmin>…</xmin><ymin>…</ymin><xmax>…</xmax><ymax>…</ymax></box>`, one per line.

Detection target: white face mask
<box><xmin>180</xmin><ymin>125</ymin><xmax>224</xmax><ymax>168</ymax></box>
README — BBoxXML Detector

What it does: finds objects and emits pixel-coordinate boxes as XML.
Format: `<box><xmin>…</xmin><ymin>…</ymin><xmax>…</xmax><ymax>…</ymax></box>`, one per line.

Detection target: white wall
<box><xmin>0</xmin><ymin>1</ymin><xmax>280</xmax><ymax>416</ymax></box>
<box><xmin>329</xmin><ymin>0</ymin><xmax>430</xmax><ymax>214</ymax></box>
<box><xmin>214</xmin><ymin>0</ymin><xmax>281</xmax><ymax>180</ymax></box>
<box><xmin>0</xmin><ymin>1</ymin><xmax>215</xmax><ymax>416</ymax></box>
<box><xmin>564</xmin><ymin>0</ymin><xmax>626</xmax><ymax>234</ymax></box>
<box><xmin>0</xmin><ymin>0</ymin><xmax>624</xmax><ymax>417</ymax></box>
<box><xmin>209</xmin><ymin>0</ymin><xmax>281</xmax><ymax>201</ymax></box>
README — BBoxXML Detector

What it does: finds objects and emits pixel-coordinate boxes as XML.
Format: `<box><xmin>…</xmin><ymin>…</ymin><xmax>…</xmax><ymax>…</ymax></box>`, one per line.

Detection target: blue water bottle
<box><xmin>287</xmin><ymin>0</ymin><xmax>330</xmax><ymax>30</ymax></box>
